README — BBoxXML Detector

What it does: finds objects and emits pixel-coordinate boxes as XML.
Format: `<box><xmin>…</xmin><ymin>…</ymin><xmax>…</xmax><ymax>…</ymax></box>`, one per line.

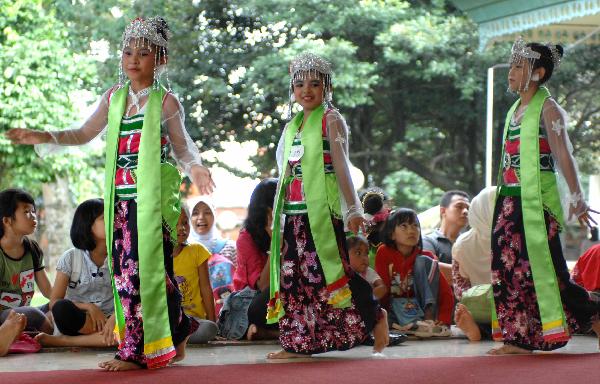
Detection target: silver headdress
<box><xmin>119</xmin><ymin>17</ymin><xmax>172</xmax><ymax>90</ymax></box>
<box><xmin>546</xmin><ymin>43</ymin><xmax>562</xmax><ymax>70</ymax></box>
<box><xmin>287</xmin><ymin>53</ymin><xmax>333</xmax><ymax>119</ymax></box>
<box><xmin>509</xmin><ymin>36</ymin><xmax>541</xmax><ymax>92</ymax></box>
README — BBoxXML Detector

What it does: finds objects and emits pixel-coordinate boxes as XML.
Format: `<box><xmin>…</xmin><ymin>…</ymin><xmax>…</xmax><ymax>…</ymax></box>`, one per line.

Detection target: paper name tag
<box><xmin>288</xmin><ymin>144</ymin><xmax>304</xmax><ymax>161</ymax></box>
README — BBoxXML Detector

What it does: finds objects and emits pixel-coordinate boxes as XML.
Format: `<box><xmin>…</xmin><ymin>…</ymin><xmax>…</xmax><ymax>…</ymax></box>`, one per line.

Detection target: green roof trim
<box><xmin>451</xmin><ymin>0</ymin><xmax>600</xmax><ymax>48</ymax></box>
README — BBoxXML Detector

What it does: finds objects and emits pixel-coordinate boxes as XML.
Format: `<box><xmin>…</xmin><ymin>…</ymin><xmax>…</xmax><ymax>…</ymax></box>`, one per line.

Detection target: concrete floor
<box><xmin>1</xmin><ymin>332</ymin><xmax>598</xmax><ymax>372</ymax></box>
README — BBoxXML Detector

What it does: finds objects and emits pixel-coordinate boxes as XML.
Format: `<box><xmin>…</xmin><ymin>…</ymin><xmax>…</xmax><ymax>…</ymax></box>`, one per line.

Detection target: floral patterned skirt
<box><xmin>491</xmin><ymin>195</ymin><xmax>599</xmax><ymax>351</ymax></box>
<box><xmin>112</xmin><ymin>200</ymin><xmax>196</xmax><ymax>367</ymax></box>
<box><xmin>279</xmin><ymin>214</ymin><xmax>379</xmax><ymax>355</ymax></box>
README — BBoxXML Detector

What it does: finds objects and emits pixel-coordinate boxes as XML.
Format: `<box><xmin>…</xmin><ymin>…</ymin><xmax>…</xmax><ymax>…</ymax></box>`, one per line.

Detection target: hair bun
<box><xmin>154</xmin><ymin>17</ymin><xmax>170</xmax><ymax>41</ymax></box>
<box><xmin>555</xmin><ymin>44</ymin><xmax>564</xmax><ymax>58</ymax></box>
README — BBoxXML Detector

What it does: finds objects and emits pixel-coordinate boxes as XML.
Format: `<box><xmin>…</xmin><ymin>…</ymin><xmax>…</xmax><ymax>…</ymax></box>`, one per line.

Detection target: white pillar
<box><xmin>485</xmin><ymin>67</ymin><xmax>494</xmax><ymax>187</ymax></box>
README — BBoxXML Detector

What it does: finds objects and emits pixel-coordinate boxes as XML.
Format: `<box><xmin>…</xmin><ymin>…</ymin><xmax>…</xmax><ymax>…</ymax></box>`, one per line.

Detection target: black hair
<box><xmin>528</xmin><ymin>43</ymin><xmax>564</xmax><ymax>84</ymax></box>
<box><xmin>243</xmin><ymin>178</ymin><xmax>278</xmax><ymax>254</ymax></box>
<box><xmin>440</xmin><ymin>190</ymin><xmax>470</xmax><ymax>208</ymax></box>
<box><xmin>155</xmin><ymin>17</ymin><xmax>170</xmax><ymax>56</ymax></box>
<box><xmin>382</xmin><ymin>208</ymin><xmax>423</xmax><ymax>250</ymax></box>
<box><xmin>360</xmin><ymin>187</ymin><xmax>387</xmax><ymax>215</ymax></box>
<box><xmin>346</xmin><ymin>234</ymin><xmax>369</xmax><ymax>251</ymax></box>
<box><xmin>155</xmin><ymin>17</ymin><xmax>169</xmax><ymax>41</ymax></box>
<box><xmin>70</xmin><ymin>198</ymin><xmax>104</xmax><ymax>251</ymax></box>
<box><xmin>0</xmin><ymin>188</ymin><xmax>35</xmax><ymax>238</ymax></box>
<box><xmin>590</xmin><ymin>226</ymin><xmax>599</xmax><ymax>242</ymax></box>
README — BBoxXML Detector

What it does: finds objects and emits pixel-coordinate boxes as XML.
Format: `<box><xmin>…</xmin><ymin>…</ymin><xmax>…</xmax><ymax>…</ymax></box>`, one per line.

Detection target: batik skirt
<box><xmin>491</xmin><ymin>195</ymin><xmax>599</xmax><ymax>351</ymax></box>
<box><xmin>279</xmin><ymin>214</ymin><xmax>380</xmax><ymax>354</ymax></box>
<box><xmin>112</xmin><ymin>200</ymin><xmax>197</xmax><ymax>367</ymax></box>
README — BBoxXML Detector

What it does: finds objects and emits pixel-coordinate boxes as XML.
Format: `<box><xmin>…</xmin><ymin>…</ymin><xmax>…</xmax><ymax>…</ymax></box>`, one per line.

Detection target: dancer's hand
<box><xmin>348</xmin><ymin>216</ymin><xmax>366</xmax><ymax>235</ymax></box>
<box><xmin>101</xmin><ymin>314</ymin><xmax>117</xmax><ymax>346</ymax></box>
<box><xmin>87</xmin><ymin>305</ymin><xmax>107</xmax><ymax>332</ymax></box>
<box><xmin>578</xmin><ymin>207</ymin><xmax>599</xmax><ymax>229</ymax></box>
<box><xmin>5</xmin><ymin>128</ymin><xmax>52</xmax><ymax>145</ymax></box>
<box><xmin>190</xmin><ymin>165</ymin><xmax>216</xmax><ymax>195</ymax></box>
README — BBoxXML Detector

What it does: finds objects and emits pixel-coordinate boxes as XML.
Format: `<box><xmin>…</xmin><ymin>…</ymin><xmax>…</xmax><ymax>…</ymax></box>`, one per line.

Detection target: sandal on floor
<box><xmin>421</xmin><ymin>320</ymin><xmax>451</xmax><ymax>337</ymax></box>
<box><xmin>392</xmin><ymin>321</ymin><xmax>433</xmax><ymax>338</ymax></box>
<box><xmin>363</xmin><ymin>333</ymin><xmax>408</xmax><ymax>347</ymax></box>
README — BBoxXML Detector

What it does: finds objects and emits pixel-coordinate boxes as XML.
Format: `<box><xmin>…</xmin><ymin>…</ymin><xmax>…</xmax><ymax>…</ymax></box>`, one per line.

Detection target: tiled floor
<box><xmin>1</xmin><ymin>333</ymin><xmax>598</xmax><ymax>372</ymax></box>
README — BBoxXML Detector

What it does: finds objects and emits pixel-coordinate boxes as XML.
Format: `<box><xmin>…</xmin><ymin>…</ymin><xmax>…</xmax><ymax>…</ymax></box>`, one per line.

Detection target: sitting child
<box><xmin>348</xmin><ymin>235</ymin><xmax>386</xmax><ymax>300</ymax></box>
<box><xmin>35</xmin><ymin>198</ymin><xmax>116</xmax><ymax>347</ymax></box>
<box><xmin>173</xmin><ymin>208</ymin><xmax>218</xmax><ymax>344</ymax></box>
<box><xmin>571</xmin><ymin>243</ymin><xmax>600</xmax><ymax>314</ymax></box>
<box><xmin>349</xmin><ymin>234</ymin><xmax>407</xmax><ymax>346</ymax></box>
<box><xmin>360</xmin><ymin>188</ymin><xmax>392</xmax><ymax>267</ymax></box>
<box><xmin>375</xmin><ymin>208</ymin><xmax>454</xmax><ymax>337</ymax></box>
<box><xmin>0</xmin><ymin>188</ymin><xmax>53</xmax><ymax>334</ymax></box>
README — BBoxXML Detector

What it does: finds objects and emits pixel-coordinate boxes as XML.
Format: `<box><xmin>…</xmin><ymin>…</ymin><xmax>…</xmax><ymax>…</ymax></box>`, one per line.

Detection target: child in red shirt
<box><xmin>375</xmin><ymin>208</ymin><xmax>453</xmax><ymax>337</ymax></box>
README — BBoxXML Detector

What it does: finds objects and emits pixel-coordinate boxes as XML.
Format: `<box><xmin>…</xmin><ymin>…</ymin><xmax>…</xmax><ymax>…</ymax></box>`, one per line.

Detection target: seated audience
<box><xmin>348</xmin><ymin>234</ymin><xmax>386</xmax><ymax>300</ymax></box>
<box><xmin>423</xmin><ymin>190</ymin><xmax>470</xmax><ymax>283</ymax></box>
<box><xmin>452</xmin><ymin>187</ymin><xmax>496</xmax><ymax>342</ymax></box>
<box><xmin>0</xmin><ymin>188</ymin><xmax>52</xmax><ymax>334</ymax></box>
<box><xmin>376</xmin><ymin>208</ymin><xmax>454</xmax><ymax>337</ymax></box>
<box><xmin>360</xmin><ymin>188</ymin><xmax>392</xmax><ymax>267</ymax></box>
<box><xmin>35</xmin><ymin>198</ymin><xmax>116</xmax><ymax>347</ymax></box>
<box><xmin>229</xmin><ymin>179</ymin><xmax>278</xmax><ymax>340</ymax></box>
<box><xmin>571</xmin><ymin>243</ymin><xmax>600</xmax><ymax>302</ymax></box>
<box><xmin>173</xmin><ymin>207</ymin><xmax>218</xmax><ymax>344</ymax></box>
<box><xmin>348</xmin><ymin>233</ymin><xmax>408</xmax><ymax>346</ymax></box>
<box><xmin>187</xmin><ymin>197</ymin><xmax>237</xmax><ymax>313</ymax></box>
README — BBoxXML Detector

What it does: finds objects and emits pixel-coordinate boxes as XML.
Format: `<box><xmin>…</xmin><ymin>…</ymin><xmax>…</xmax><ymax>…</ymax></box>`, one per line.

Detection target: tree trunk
<box><xmin>39</xmin><ymin>178</ymin><xmax>75</xmax><ymax>271</ymax></box>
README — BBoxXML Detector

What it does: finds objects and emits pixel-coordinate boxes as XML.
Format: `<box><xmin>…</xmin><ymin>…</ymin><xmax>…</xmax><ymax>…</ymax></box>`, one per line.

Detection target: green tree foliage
<box><xmin>5</xmin><ymin>0</ymin><xmax>599</xmax><ymax>210</ymax></box>
<box><xmin>0</xmin><ymin>0</ymin><xmax>99</xmax><ymax>197</ymax></box>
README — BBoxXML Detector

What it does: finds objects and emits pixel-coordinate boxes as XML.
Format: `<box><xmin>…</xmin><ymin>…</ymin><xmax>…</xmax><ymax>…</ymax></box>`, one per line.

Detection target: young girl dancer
<box><xmin>490</xmin><ymin>37</ymin><xmax>600</xmax><ymax>354</ymax></box>
<box><xmin>267</xmin><ymin>53</ymin><xmax>388</xmax><ymax>358</ymax></box>
<box><xmin>7</xmin><ymin>17</ymin><xmax>214</xmax><ymax>369</ymax></box>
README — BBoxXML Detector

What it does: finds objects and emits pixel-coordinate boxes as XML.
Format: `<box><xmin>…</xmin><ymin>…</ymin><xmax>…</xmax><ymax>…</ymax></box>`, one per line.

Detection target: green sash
<box><xmin>267</xmin><ymin>106</ymin><xmax>351</xmax><ymax>324</ymax></box>
<box><xmin>105</xmin><ymin>83</ymin><xmax>182</xmax><ymax>366</ymax></box>
<box><xmin>493</xmin><ymin>87</ymin><xmax>568</xmax><ymax>342</ymax></box>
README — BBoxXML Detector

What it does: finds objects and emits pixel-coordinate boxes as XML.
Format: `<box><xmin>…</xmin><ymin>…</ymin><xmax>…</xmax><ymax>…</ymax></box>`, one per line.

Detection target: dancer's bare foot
<box><xmin>98</xmin><ymin>359</ymin><xmax>142</xmax><ymax>371</ymax></box>
<box><xmin>487</xmin><ymin>344</ymin><xmax>531</xmax><ymax>355</ymax></box>
<box><xmin>455</xmin><ymin>304</ymin><xmax>482</xmax><ymax>342</ymax></box>
<box><xmin>247</xmin><ymin>324</ymin><xmax>258</xmax><ymax>341</ymax></box>
<box><xmin>373</xmin><ymin>308</ymin><xmax>389</xmax><ymax>353</ymax></box>
<box><xmin>266</xmin><ymin>349</ymin><xmax>309</xmax><ymax>359</ymax></box>
<box><xmin>0</xmin><ymin>311</ymin><xmax>27</xmax><ymax>356</ymax></box>
<box><xmin>171</xmin><ymin>335</ymin><xmax>191</xmax><ymax>364</ymax></box>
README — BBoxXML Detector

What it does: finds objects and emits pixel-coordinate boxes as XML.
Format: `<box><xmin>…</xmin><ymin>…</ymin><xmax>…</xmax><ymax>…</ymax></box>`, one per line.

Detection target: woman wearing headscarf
<box><xmin>187</xmin><ymin>197</ymin><xmax>237</xmax><ymax>313</ymax></box>
<box><xmin>452</xmin><ymin>187</ymin><xmax>496</xmax><ymax>341</ymax></box>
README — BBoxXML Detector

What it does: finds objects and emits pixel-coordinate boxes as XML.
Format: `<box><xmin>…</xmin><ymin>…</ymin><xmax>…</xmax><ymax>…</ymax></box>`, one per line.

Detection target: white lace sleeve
<box><xmin>162</xmin><ymin>93</ymin><xmax>203</xmax><ymax>178</ymax></box>
<box><xmin>33</xmin><ymin>88</ymin><xmax>111</xmax><ymax>156</ymax></box>
<box><xmin>542</xmin><ymin>99</ymin><xmax>588</xmax><ymax>219</ymax></box>
<box><xmin>326</xmin><ymin>110</ymin><xmax>364</xmax><ymax>226</ymax></box>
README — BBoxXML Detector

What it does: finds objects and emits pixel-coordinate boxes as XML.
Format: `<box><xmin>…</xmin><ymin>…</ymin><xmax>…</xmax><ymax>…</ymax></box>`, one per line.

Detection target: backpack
<box><xmin>67</xmin><ymin>249</ymin><xmax>85</xmax><ymax>289</ymax></box>
<box><xmin>208</xmin><ymin>240</ymin><xmax>235</xmax><ymax>314</ymax></box>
